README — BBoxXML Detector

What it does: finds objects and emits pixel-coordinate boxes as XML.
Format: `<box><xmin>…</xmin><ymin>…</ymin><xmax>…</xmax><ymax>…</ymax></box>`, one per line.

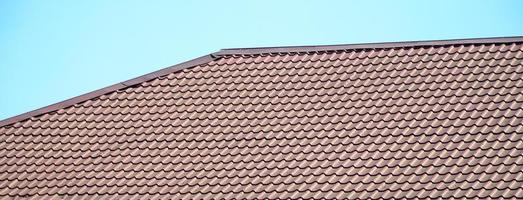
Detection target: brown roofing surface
<box><xmin>1</xmin><ymin>37</ymin><xmax>523</xmax><ymax>199</ymax></box>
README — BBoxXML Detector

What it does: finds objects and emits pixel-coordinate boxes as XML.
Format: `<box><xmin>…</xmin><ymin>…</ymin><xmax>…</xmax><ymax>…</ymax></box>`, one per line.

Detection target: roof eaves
<box><xmin>216</xmin><ymin>36</ymin><xmax>523</xmax><ymax>55</ymax></box>
<box><xmin>0</xmin><ymin>53</ymin><xmax>219</xmax><ymax>128</ymax></box>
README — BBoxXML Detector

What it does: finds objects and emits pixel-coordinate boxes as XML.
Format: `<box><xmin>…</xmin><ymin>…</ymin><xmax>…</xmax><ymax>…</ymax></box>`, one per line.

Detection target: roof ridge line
<box><xmin>2</xmin><ymin>36</ymin><xmax>522</xmax><ymax>128</ymax></box>
<box><xmin>0</xmin><ymin>53</ymin><xmax>219</xmax><ymax>128</ymax></box>
<box><xmin>216</xmin><ymin>36</ymin><xmax>523</xmax><ymax>55</ymax></box>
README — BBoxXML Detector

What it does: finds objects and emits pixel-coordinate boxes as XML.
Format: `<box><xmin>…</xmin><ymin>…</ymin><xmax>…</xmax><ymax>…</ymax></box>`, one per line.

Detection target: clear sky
<box><xmin>1</xmin><ymin>0</ymin><xmax>522</xmax><ymax>120</ymax></box>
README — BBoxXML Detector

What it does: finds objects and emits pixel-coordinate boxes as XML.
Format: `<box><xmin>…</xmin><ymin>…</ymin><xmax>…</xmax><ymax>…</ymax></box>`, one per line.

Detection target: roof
<box><xmin>1</xmin><ymin>36</ymin><xmax>523</xmax><ymax>199</ymax></box>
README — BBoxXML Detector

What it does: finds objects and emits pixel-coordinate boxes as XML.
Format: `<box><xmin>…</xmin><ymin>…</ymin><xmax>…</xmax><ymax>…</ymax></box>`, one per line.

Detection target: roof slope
<box><xmin>1</xmin><ymin>37</ymin><xmax>523</xmax><ymax>199</ymax></box>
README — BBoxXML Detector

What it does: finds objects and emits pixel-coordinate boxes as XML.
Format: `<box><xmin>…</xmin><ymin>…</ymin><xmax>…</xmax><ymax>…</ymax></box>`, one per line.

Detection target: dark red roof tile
<box><xmin>1</xmin><ymin>37</ymin><xmax>523</xmax><ymax>199</ymax></box>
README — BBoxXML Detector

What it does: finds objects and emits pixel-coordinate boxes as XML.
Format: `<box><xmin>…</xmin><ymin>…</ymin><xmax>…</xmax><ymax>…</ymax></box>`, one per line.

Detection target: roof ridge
<box><xmin>2</xmin><ymin>36</ymin><xmax>522</xmax><ymax>128</ymax></box>
<box><xmin>216</xmin><ymin>36</ymin><xmax>523</xmax><ymax>55</ymax></box>
<box><xmin>0</xmin><ymin>53</ymin><xmax>218</xmax><ymax>128</ymax></box>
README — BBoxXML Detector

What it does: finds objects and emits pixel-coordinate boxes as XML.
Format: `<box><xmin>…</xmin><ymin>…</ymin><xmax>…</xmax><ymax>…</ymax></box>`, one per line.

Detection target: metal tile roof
<box><xmin>1</xmin><ymin>37</ymin><xmax>523</xmax><ymax>199</ymax></box>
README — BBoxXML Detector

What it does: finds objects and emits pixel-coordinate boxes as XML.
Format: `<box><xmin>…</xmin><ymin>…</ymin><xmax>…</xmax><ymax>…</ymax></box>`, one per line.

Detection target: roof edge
<box><xmin>216</xmin><ymin>36</ymin><xmax>523</xmax><ymax>55</ymax></box>
<box><xmin>3</xmin><ymin>36</ymin><xmax>523</xmax><ymax>128</ymax></box>
<box><xmin>0</xmin><ymin>53</ymin><xmax>218</xmax><ymax>128</ymax></box>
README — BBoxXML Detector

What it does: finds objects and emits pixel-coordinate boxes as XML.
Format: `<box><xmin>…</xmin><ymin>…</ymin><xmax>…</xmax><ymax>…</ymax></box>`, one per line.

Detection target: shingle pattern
<box><xmin>1</xmin><ymin>39</ymin><xmax>523</xmax><ymax>199</ymax></box>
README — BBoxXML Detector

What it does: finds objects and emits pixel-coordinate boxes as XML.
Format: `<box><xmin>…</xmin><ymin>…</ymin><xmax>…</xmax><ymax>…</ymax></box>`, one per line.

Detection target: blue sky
<box><xmin>1</xmin><ymin>0</ymin><xmax>522</xmax><ymax>120</ymax></box>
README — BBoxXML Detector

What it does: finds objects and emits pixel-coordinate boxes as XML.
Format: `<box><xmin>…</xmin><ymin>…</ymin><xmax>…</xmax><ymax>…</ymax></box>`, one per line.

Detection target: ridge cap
<box><xmin>216</xmin><ymin>36</ymin><xmax>523</xmax><ymax>55</ymax></box>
